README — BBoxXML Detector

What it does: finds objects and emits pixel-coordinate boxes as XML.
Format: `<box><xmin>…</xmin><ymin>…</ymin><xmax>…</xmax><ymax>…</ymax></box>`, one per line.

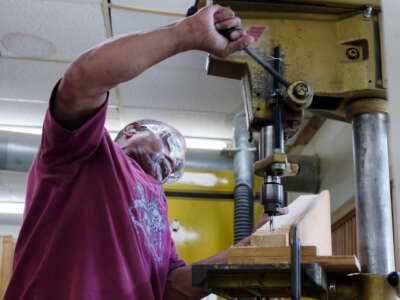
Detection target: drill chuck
<box><xmin>261</xmin><ymin>179</ymin><xmax>284</xmax><ymax>215</ymax></box>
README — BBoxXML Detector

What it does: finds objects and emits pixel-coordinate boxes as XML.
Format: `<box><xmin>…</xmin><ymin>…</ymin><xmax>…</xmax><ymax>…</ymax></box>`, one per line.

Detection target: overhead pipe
<box><xmin>0</xmin><ymin>131</ymin><xmax>40</xmax><ymax>172</ymax></box>
<box><xmin>0</xmin><ymin>131</ymin><xmax>234</xmax><ymax>172</ymax></box>
<box><xmin>0</xmin><ymin>130</ymin><xmax>319</xmax><ymax>194</ymax></box>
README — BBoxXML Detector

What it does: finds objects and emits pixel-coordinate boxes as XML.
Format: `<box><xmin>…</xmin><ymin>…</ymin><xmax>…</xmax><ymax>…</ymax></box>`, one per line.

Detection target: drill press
<box><xmin>185</xmin><ymin>0</ymin><xmax>313</xmax><ymax>229</ymax></box>
<box><xmin>251</xmin><ymin>46</ymin><xmax>313</xmax><ymax>230</ymax></box>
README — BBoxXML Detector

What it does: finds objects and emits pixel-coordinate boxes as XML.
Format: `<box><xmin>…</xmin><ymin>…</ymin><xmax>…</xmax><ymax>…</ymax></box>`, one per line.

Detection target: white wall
<box><xmin>382</xmin><ymin>0</ymin><xmax>400</xmax><ymax>268</ymax></box>
<box><xmin>289</xmin><ymin>119</ymin><xmax>355</xmax><ymax>212</ymax></box>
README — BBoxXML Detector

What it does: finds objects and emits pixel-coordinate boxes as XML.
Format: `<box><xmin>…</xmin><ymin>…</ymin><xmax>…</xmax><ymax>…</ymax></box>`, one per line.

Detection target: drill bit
<box><xmin>270</xmin><ymin>216</ymin><xmax>274</xmax><ymax>232</ymax></box>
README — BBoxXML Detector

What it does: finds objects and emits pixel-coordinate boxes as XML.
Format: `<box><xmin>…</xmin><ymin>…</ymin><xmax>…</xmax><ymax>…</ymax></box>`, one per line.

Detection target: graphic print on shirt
<box><xmin>129</xmin><ymin>182</ymin><xmax>166</xmax><ymax>262</ymax></box>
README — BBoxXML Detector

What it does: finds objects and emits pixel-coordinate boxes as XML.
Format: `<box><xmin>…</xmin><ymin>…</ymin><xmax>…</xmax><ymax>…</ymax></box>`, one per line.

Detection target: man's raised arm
<box><xmin>53</xmin><ymin>5</ymin><xmax>252</xmax><ymax>129</ymax></box>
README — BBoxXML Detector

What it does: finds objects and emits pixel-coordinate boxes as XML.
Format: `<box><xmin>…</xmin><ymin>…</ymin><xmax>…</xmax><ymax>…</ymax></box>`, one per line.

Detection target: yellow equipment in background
<box><xmin>165</xmin><ymin>169</ymin><xmax>264</xmax><ymax>264</ymax></box>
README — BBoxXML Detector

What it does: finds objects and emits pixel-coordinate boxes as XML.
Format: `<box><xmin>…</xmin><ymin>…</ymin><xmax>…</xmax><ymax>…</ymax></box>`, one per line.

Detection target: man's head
<box><xmin>115</xmin><ymin>119</ymin><xmax>186</xmax><ymax>184</ymax></box>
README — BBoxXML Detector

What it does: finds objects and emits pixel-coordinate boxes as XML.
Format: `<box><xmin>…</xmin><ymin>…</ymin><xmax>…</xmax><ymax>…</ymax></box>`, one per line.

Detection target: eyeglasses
<box><xmin>140</xmin><ymin>125</ymin><xmax>186</xmax><ymax>184</ymax></box>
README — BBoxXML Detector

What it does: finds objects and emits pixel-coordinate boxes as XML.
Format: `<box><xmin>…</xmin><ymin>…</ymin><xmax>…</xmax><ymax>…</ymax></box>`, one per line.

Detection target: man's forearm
<box><xmin>55</xmin><ymin>6</ymin><xmax>250</xmax><ymax>128</ymax></box>
<box><xmin>65</xmin><ymin>22</ymin><xmax>186</xmax><ymax>99</ymax></box>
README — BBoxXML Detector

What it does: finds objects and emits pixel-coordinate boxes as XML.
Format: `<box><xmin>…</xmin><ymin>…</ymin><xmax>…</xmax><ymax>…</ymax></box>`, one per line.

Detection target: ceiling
<box><xmin>0</xmin><ymin>0</ymin><xmax>245</xmax><ymax>141</ymax></box>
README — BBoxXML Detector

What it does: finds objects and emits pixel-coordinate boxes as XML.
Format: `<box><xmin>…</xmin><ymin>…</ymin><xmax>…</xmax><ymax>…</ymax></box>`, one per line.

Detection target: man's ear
<box><xmin>124</xmin><ymin>124</ymin><xmax>137</xmax><ymax>138</ymax></box>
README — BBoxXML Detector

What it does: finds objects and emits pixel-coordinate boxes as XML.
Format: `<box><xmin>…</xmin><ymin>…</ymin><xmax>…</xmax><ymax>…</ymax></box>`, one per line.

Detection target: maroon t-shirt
<box><xmin>4</xmin><ymin>84</ymin><xmax>185</xmax><ymax>300</ymax></box>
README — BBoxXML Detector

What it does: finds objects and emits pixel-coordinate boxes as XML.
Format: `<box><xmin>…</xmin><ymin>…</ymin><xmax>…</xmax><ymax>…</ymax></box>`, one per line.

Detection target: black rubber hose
<box><xmin>234</xmin><ymin>184</ymin><xmax>253</xmax><ymax>244</ymax></box>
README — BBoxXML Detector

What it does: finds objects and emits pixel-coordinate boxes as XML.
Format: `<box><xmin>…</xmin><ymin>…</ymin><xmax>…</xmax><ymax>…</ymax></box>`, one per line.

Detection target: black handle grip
<box><xmin>186</xmin><ymin>6</ymin><xmax>198</xmax><ymax>17</ymax></box>
<box><xmin>218</xmin><ymin>27</ymin><xmax>236</xmax><ymax>41</ymax></box>
<box><xmin>185</xmin><ymin>4</ymin><xmax>237</xmax><ymax>41</ymax></box>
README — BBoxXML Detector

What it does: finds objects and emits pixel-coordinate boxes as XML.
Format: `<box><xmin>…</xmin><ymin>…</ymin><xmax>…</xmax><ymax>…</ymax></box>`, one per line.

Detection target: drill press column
<box><xmin>349</xmin><ymin>99</ymin><xmax>395</xmax><ymax>274</ymax></box>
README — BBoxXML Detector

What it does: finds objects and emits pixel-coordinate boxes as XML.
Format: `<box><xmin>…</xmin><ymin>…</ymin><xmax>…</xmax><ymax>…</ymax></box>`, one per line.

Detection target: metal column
<box><xmin>351</xmin><ymin>101</ymin><xmax>395</xmax><ymax>274</ymax></box>
<box><xmin>233</xmin><ymin>112</ymin><xmax>255</xmax><ymax>243</ymax></box>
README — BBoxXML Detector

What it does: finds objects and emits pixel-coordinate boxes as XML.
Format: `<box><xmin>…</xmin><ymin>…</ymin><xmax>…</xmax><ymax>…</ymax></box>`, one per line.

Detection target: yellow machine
<box><xmin>165</xmin><ymin>169</ymin><xmax>264</xmax><ymax>264</ymax></box>
<box><xmin>172</xmin><ymin>0</ymin><xmax>398</xmax><ymax>299</ymax></box>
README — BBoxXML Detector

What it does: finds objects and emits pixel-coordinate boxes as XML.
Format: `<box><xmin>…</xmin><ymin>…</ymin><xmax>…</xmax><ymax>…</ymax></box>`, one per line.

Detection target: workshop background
<box><xmin>0</xmin><ymin>0</ymin><xmax>399</xmax><ymax>299</ymax></box>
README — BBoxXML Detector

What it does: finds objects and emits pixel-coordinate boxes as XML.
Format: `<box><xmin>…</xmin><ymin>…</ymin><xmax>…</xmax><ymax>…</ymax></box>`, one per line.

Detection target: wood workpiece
<box><xmin>228</xmin><ymin>191</ymin><xmax>361</xmax><ymax>273</ymax></box>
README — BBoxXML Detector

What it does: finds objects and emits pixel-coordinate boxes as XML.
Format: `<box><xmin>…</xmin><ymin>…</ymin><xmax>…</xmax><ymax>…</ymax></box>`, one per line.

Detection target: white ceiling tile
<box><xmin>0</xmin><ymin>100</ymin><xmax>47</xmax><ymax>128</ymax></box>
<box><xmin>111</xmin><ymin>8</ymin><xmax>180</xmax><ymax>34</ymax></box>
<box><xmin>45</xmin><ymin>0</ymin><xmax>102</xmax><ymax>3</ymax></box>
<box><xmin>0</xmin><ymin>58</ymin><xmax>119</xmax><ymax>105</ymax></box>
<box><xmin>0</xmin><ymin>98</ymin><xmax>121</xmax><ymax>133</ymax></box>
<box><xmin>0</xmin><ymin>58</ymin><xmax>68</xmax><ymax>101</ymax></box>
<box><xmin>0</xmin><ymin>0</ymin><xmax>107</xmax><ymax>61</ymax></box>
<box><xmin>118</xmin><ymin>60</ymin><xmax>243</xmax><ymax>114</ymax></box>
<box><xmin>111</xmin><ymin>0</ymin><xmax>193</xmax><ymax>15</ymax></box>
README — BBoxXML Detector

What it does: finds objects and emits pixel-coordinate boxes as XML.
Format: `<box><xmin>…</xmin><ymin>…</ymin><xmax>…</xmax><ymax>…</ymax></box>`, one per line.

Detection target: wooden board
<box><xmin>228</xmin><ymin>246</ymin><xmax>360</xmax><ymax>273</ymax></box>
<box><xmin>229</xmin><ymin>245</ymin><xmax>318</xmax><ymax>258</ymax></box>
<box><xmin>251</xmin><ymin>191</ymin><xmax>332</xmax><ymax>256</ymax></box>
<box><xmin>0</xmin><ymin>235</ymin><xmax>15</xmax><ymax>298</ymax></box>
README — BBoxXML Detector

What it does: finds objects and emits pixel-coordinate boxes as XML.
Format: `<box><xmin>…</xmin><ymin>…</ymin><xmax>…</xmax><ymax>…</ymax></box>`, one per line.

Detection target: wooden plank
<box><xmin>313</xmin><ymin>255</ymin><xmax>360</xmax><ymax>273</ymax></box>
<box><xmin>228</xmin><ymin>255</ymin><xmax>314</xmax><ymax>264</ymax></box>
<box><xmin>228</xmin><ymin>253</ymin><xmax>360</xmax><ymax>273</ymax></box>
<box><xmin>251</xmin><ymin>191</ymin><xmax>332</xmax><ymax>256</ymax></box>
<box><xmin>291</xmin><ymin>116</ymin><xmax>326</xmax><ymax>146</ymax></box>
<box><xmin>331</xmin><ymin>196</ymin><xmax>355</xmax><ymax>225</ymax></box>
<box><xmin>229</xmin><ymin>246</ymin><xmax>317</xmax><ymax>257</ymax></box>
<box><xmin>0</xmin><ymin>235</ymin><xmax>15</xmax><ymax>298</ymax></box>
<box><xmin>250</xmin><ymin>229</ymin><xmax>289</xmax><ymax>248</ymax></box>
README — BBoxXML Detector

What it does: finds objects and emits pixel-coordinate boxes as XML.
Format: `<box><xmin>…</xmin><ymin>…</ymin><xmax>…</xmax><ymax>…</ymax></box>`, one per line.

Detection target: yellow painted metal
<box><xmin>167</xmin><ymin>197</ymin><xmax>234</xmax><ymax>264</ymax></box>
<box><xmin>208</xmin><ymin>1</ymin><xmax>383</xmax><ymax>122</ymax></box>
<box><xmin>230</xmin><ymin>12</ymin><xmax>377</xmax><ymax>95</ymax></box>
<box><xmin>165</xmin><ymin>169</ymin><xmax>264</xmax><ymax>264</ymax></box>
<box><xmin>164</xmin><ymin>169</ymin><xmax>236</xmax><ymax>194</ymax></box>
<box><xmin>254</xmin><ymin>153</ymin><xmax>287</xmax><ymax>176</ymax></box>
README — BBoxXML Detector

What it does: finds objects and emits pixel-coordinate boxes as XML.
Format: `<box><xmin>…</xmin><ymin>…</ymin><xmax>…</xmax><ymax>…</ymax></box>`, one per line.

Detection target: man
<box><xmin>5</xmin><ymin>5</ymin><xmax>255</xmax><ymax>300</ymax></box>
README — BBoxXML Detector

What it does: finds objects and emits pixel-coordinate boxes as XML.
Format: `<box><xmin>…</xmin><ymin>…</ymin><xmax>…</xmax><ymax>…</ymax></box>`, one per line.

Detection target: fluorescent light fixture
<box><xmin>0</xmin><ymin>126</ymin><xmax>42</xmax><ymax>135</ymax></box>
<box><xmin>0</xmin><ymin>202</ymin><xmax>25</xmax><ymax>214</ymax></box>
<box><xmin>185</xmin><ymin>137</ymin><xmax>229</xmax><ymax>150</ymax></box>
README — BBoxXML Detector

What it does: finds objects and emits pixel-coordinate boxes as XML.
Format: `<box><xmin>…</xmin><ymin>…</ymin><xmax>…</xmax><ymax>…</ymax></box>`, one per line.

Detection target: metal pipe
<box><xmin>0</xmin><ymin>131</ymin><xmax>235</xmax><ymax>172</ymax></box>
<box><xmin>0</xmin><ymin>131</ymin><xmax>40</xmax><ymax>172</ymax></box>
<box><xmin>234</xmin><ymin>113</ymin><xmax>255</xmax><ymax>189</ymax></box>
<box><xmin>259</xmin><ymin>125</ymin><xmax>274</xmax><ymax>161</ymax></box>
<box><xmin>244</xmin><ymin>46</ymin><xmax>290</xmax><ymax>88</ymax></box>
<box><xmin>352</xmin><ymin>112</ymin><xmax>395</xmax><ymax>273</ymax></box>
<box><xmin>291</xmin><ymin>226</ymin><xmax>301</xmax><ymax>300</ymax></box>
<box><xmin>233</xmin><ymin>113</ymin><xmax>255</xmax><ymax>242</ymax></box>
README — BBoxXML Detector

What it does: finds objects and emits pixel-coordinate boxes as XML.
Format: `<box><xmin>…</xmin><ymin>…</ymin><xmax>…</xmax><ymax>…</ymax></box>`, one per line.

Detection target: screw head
<box><xmin>294</xmin><ymin>83</ymin><xmax>309</xmax><ymax>98</ymax></box>
<box><xmin>363</xmin><ymin>5</ymin><xmax>373</xmax><ymax>19</ymax></box>
<box><xmin>328</xmin><ymin>282</ymin><xmax>336</xmax><ymax>292</ymax></box>
<box><xmin>346</xmin><ymin>47</ymin><xmax>360</xmax><ymax>60</ymax></box>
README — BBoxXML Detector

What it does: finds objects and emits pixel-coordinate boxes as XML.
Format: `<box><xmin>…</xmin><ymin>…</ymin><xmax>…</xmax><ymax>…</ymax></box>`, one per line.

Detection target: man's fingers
<box><xmin>223</xmin><ymin>34</ymin><xmax>253</xmax><ymax>55</ymax></box>
<box><xmin>215</xmin><ymin>17</ymin><xmax>241</xmax><ymax>31</ymax></box>
<box><xmin>277</xmin><ymin>206</ymin><xmax>289</xmax><ymax>215</ymax></box>
<box><xmin>214</xmin><ymin>6</ymin><xmax>235</xmax><ymax>21</ymax></box>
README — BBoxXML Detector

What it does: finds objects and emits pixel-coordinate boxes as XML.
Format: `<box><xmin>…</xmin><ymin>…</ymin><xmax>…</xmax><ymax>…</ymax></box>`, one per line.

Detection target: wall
<box><xmin>289</xmin><ymin>119</ymin><xmax>355</xmax><ymax>213</ymax></box>
<box><xmin>382</xmin><ymin>0</ymin><xmax>400</xmax><ymax>268</ymax></box>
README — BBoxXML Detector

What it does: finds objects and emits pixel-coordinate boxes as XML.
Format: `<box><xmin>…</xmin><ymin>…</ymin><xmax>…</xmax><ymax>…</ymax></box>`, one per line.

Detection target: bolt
<box><xmin>346</xmin><ymin>47</ymin><xmax>360</xmax><ymax>60</ymax></box>
<box><xmin>387</xmin><ymin>271</ymin><xmax>400</xmax><ymax>287</ymax></box>
<box><xmin>293</xmin><ymin>83</ymin><xmax>309</xmax><ymax>98</ymax></box>
<box><xmin>171</xmin><ymin>219</ymin><xmax>180</xmax><ymax>232</ymax></box>
<box><xmin>328</xmin><ymin>282</ymin><xmax>336</xmax><ymax>293</ymax></box>
<box><xmin>363</xmin><ymin>5</ymin><xmax>373</xmax><ymax>19</ymax></box>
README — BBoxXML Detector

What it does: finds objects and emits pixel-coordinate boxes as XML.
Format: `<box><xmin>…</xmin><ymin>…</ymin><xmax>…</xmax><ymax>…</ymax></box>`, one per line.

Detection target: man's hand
<box><xmin>180</xmin><ymin>5</ymin><xmax>254</xmax><ymax>57</ymax></box>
